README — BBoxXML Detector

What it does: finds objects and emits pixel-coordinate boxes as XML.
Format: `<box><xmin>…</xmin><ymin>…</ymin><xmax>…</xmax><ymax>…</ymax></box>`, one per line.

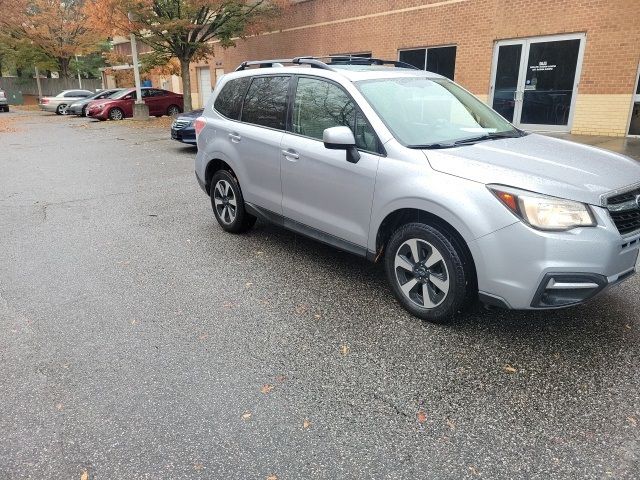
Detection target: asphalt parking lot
<box><xmin>1</xmin><ymin>110</ymin><xmax>639</xmax><ymax>479</ymax></box>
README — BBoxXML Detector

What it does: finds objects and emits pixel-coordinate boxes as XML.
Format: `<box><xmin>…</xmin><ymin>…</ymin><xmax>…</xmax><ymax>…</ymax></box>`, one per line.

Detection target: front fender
<box><xmin>368</xmin><ymin>161</ymin><xmax>518</xmax><ymax>253</ymax></box>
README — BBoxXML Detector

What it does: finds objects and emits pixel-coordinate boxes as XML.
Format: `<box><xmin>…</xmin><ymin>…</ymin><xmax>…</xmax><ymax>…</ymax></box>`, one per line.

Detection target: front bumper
<box><xmin>67</xmin><ymin>105</ymin><xmax>84</xmax><ymax>115</ymax></box>
<box><xmin>471</xmin><ymin>205</ymin><xmax>639</xmax><ymax>309</ymax></box>
<box><xmin>171</xmin><ymin>127</ymin><xmax>196</xmax><ymax>144</ymax></box>
<box><xmin>87</xmin><ymin>108</ymin><xmax>107</xmax><ymax>120</ymax></box>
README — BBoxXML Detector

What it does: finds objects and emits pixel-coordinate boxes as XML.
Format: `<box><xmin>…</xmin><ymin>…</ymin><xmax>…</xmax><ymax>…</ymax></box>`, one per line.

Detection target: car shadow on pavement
<box><xmin>235</xmin><ymin>219</ymin><xmax>636</xmax><ymax>347</ymax></box>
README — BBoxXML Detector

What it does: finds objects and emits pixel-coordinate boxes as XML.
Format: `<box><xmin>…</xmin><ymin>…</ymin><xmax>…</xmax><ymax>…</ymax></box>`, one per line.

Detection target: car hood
<box><xmin>177</xmin><ymin>109</ymin><xmax>204</xmax><ymax>120</ymax></box>
<box><xmin>423</xmin><ymin>134</ymin><xmax>640</xmax><ymax>205</ymax></box>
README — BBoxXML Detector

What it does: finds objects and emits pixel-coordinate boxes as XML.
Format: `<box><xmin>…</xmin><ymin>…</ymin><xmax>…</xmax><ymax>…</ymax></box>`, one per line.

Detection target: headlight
<box><xmin>488</xmin><ymin>185</ymin><xmax>596</xmax><ymax>231</ymax></box>
<box><xmin>95</xmin><ymin>103</ymin><xmax>106</xmax><ymax>109</ymax></box>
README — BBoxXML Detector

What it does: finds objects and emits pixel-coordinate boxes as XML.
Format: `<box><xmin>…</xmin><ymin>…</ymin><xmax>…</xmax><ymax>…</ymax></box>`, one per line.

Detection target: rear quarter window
<box><xmin>214</xmin><ymin>77</ymin><xmax>251</xmax><ymax>119</ymax></box>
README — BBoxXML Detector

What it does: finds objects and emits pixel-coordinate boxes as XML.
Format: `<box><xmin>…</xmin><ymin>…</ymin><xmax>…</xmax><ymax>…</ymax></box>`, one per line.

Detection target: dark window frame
<box><xmin>238</xmin><ymin>74</ymin><xmax>292</xmax><ymax>131</ymax></box>
<box><xmin>213</xmin><ymin>77</ymin><xmax>252</xmax><ymax>120</ymax></box>
<box><xmin>286</xmin><ymin>74</ymin><xmax>385</xmax><ymax>156</ymax></box>
<box><xmin>398</xmin><ymin>45</ymin><xmax>457</xmax><ymax>80</ymax></box>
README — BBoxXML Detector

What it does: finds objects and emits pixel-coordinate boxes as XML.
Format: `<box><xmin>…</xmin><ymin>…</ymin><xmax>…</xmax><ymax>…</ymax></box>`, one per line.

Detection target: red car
<box><xmin>86</xmin><ymin>87</ymin><xmax>183</xmax><ymax>120</ymax></box>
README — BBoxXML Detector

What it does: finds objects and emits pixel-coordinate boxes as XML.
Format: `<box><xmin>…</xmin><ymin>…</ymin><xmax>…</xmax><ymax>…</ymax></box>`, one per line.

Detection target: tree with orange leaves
<box><xmin>85</xmin><ymin>0</ymin><xmax>282</xmax><ymax>111</ymax></box>
<box><xmin>0</xmin><ymin>0</ymin><xmax>104</xmax><ymax>78</ymax></box>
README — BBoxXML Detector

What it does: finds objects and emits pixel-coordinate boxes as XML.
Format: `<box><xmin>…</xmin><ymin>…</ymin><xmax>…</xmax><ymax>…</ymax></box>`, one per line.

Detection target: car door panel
<box><xmin>230</xmin><ymin>75</ymin><xmax>290</xmax><ymax>215</ymax></box>
<box><xmin>280</xmin><ymin>76</ymin><xmax>380</xmax><ymax>248</ymax></box>
<box><xmin>281</xmin><ymin>135</ymin><xmax>378</xmax><ymax>247</ymax></box>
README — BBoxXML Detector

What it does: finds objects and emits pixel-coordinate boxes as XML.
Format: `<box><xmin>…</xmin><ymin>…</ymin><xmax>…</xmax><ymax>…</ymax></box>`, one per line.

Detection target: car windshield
<box><xmin>110</xmin><ymin>89</ymin><xmax>134</xmax><ymax>99</ymax></box>
<box><xmin>356</xmin><ymin>77</ymin><xmax>520</xmax><ymax>148</ymax></box>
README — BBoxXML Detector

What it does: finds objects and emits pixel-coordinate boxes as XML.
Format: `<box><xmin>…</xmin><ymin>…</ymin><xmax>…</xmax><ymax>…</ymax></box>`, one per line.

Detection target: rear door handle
<box><xmin>228</xmin><ymin>132</ymin><xmax>241</xmax><ymax>143</ymax></box>
<box><xmin>281</xmin><ymin>149</ymin><xmax>299</xmax><ymax>161</ymax></box>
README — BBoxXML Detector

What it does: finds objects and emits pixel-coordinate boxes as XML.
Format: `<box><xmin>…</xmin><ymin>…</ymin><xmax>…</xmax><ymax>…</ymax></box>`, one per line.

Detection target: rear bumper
<box><xmin>195</xmin><ymin>171</ymin><xmax>207</xmax><ymax>194</ymax></box>
<box><xmin>471</xmin><ymin>206</ymin><xmax>639</xmax><ymax>310</ymax></box>
<box><xmin>39</xmin><ymin>104</ymin><xmax>58</xmax><ymax>112</ymax></box>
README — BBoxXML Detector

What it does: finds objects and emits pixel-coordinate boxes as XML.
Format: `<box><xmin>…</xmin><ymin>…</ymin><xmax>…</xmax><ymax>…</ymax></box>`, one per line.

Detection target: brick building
<box><xmin>107</xmin><ymin>0</ymin><xmax>640</xmax><ymax>137</ymax></box>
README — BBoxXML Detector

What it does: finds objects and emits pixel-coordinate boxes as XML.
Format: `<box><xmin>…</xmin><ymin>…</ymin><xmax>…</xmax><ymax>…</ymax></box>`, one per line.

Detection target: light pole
<box><xmin>127</xmin><ymin>12</ymin><xmax>149</xmax><ymax>120</ymax></box>
<box><xmin>75</xmin><ymin>55</ymin><xmax>83</xmax><ymax>89</ymax></box>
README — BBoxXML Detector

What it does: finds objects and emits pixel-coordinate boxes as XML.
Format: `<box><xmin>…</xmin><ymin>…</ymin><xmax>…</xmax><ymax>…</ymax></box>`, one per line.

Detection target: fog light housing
<box><xmin>531</xmin><ymin>273</ymin><xmax>607</xmax><ymax>308</ymax></box>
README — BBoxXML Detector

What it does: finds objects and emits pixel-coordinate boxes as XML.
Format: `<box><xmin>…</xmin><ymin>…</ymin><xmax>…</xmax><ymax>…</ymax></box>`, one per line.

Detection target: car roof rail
<box><xmin>235</xmin><ymin>56</ymin><xmax>419</xmax><ymax>71</ymax></box>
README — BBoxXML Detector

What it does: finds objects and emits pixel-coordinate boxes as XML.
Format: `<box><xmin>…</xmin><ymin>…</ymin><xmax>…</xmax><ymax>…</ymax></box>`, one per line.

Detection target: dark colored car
<box><xmin>171</xmin><ymin>109</ymin><xmax>203</xmax><ymax>145</ymax></box>
<box><xmin>67</xmin><ymin>88</ymin><xmax>124</xmax><ymax>116</ymax></box>
<box><xmin>0</xmin><ymin>89</ymin><xmax>8</xmax><ymax>112</ymax></box>
<box><xmin>86</xmin><ymin>87</ymin><xmax>183</xmax><ymax>121</ymax></box>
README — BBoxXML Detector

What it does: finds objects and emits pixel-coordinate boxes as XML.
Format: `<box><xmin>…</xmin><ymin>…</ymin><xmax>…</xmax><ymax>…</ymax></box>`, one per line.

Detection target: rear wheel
<box><xmin>108</xmin><ymin>107</ymin><xmax>124</xmax><ymax>121</ymax></box>
<box><xmin>167</xmin><ymin>104</ymin><xmax>181</xmax><ymax>116</ymax></box>
<box><xmin>56</xmin><ymin>104</ymin><xmax>68</xmax><ymax>115</ymax></box>
<box><xmin>385</xmin><ymin>222</ymin><xmax>471</xmax><ymax>323</ymax></box>
<box><xmin>210</xmin><ymin>170</ymin><xmax>256</xmax><ymax>233</ymax></box>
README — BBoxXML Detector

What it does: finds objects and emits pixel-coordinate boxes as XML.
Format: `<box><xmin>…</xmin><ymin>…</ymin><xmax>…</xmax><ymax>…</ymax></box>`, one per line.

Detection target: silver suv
<box><xmin>195</xmin><ymin>57</ymin><xmax>640</xmax><ymax>322</ymax></box>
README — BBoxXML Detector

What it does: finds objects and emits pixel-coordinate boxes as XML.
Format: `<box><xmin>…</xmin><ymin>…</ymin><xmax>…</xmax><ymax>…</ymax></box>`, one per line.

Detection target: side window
<box><xmin>240</xmin><ymin>76</ymin><xmax>290</xmax><ymax>130</ymax></box>
<box><xmin>149</xmin><ymin>89</ymin><xmax>167</xmax><ymax>97</ymax></box>
<box><xmin>214</xmin><ymin>77</ymin><xmax>251</xmax><ymax>119</ymax></box>
<box><xmin>292</xmin><ymin>77</ymin><xmax>378</xmax><ymax>152</ymax></box>
<box><xmin>64</xmin><ymin>91</ymin><xmax>79</xmax><ymax>97</ymax></box>
<box><xmin>141</xmin><ymin>89</ymin><xmax>152</xmax><ymax>98</ymax></box>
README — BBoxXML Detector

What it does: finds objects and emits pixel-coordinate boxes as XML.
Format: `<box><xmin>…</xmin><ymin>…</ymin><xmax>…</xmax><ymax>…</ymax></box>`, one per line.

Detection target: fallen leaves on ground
<box><xmin>628</xmin><ymin>416</ymin><xmax>637</xmax><ymax>427</ymax></box>
<box><xmin>261</xmin><ymin>384</ymin><xmax>274</xmax><ymax>394</ymax></box>
<box><xmin>275</xmin><ymin>375</ymin><xmax>286</xmax><ymax>383</ymax></box>
<box><xmin>0</xmin><ymin>118</ymin><xmax>18</xmax><ymax>133</ymax></box>
<box><xmin>446</xmin><ymin>418</ymin><xmax>456</xmax><ymax>430</ymax></box>
<box><xmin>417</xmin><ymin>410</ymin><xmax>427</xmax><ymax>423</ymax></box>
<box><xmin>294</xmin><ymin>304</ymin><xmax>309</xmax><ymax>315</ymax></box>
<box><xmin>303</xmin><ymin>419</ymin><xmax>312</xmax><ymax>429</ymax></box>
<box><xmin>80</xmin><ymin>470</ymin><xmax>89</xmax><ymax>480</ymax></box>
<box><xmin>503</xmin><ymin>365</ymin><xmax>517</xmax><ymax>374</ymax></box>
<box><xmin>266</xmin><ymin>475</ymin><xmax>278</xmax><ymax>480</ymax></box>
<box><xmin>242</xmin><ymin>411</ymin><xmax>252</xmax><ymax>420</ymax></box>
<box><xmin>193</xmin><ymin>464</ymin><xmax>204</xmax><ymax>471</ymax></box>
<box><xmin>340</xmin><ymin>345</ymin><xmax>350</xmax><ymax>356</ymax></box>
<box><xmin>469</xmin><ymin>465</ymin><xmax>480</xmax><ymax>476</ymax></box>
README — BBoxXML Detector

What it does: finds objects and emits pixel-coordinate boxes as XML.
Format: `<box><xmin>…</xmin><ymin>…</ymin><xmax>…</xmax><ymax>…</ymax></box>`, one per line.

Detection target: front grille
<box><xmin>608</xmin><ymin>186</ymin><xmax>640</xmax><ymax>206</ymax></box>
<box><xmin>609</xmin><ymin>210</ymin><xmax>640</xmax><ymax>235</ymax></box>
<box><xmin>172</xmin><ymin>119</ymin><xmax>190</xmax><ymax>129</ymax></box>
<box><xmin>606</xmin><ymin>186</ymin><xmax>640</xmax><ymax>236</ymax></box>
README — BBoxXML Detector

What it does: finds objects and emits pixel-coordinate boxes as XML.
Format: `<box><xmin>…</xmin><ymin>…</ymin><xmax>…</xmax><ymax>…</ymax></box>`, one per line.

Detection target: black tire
<box><xmin>167</xmin><ymin>104</ymin><xmax>181</xmax><ymax>116</ymax></box>
<box><xmin>210</xmin><ymin>170</ymin><xmax>256</xmax><ymax>233</ymax></box>
<box><xmin>385</xmin><ymin>222</ymin><xmax>472</xmax><ymax>323</ymax></box>
<box><xmin>108</xmin><ymin>107</ymin><xmax>124</xmax><ymax>121</ymax></box>
<box><xmin>81</xmin><ymin>105</ymin><xmax>87</xmax><ymax>117</ymax></box>
<box><xmin>55</xmin><ymin>104</ymin><xmax>67</xmax><ymax>115</ymax></box>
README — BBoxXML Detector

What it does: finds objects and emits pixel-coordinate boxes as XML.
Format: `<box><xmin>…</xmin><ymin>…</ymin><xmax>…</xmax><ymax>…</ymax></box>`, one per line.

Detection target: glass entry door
<box><xmin>490</xmin><ymin>34</ymin><xmax>585</xmax><ymax>131</ymax></box>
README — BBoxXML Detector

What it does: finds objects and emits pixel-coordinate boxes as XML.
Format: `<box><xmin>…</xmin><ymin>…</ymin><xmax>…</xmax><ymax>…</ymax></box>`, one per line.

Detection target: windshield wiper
<box><xmin>408</xmin><ymin>131</ymin><xmax>524</xmax><ymax>149</ymax></box>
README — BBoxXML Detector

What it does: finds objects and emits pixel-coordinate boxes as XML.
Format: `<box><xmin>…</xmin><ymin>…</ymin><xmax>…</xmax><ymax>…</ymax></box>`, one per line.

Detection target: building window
<box><xmin>399</xmin><ymin>46</ymin><xmax>457</xmax><ymax>80</ymax></box>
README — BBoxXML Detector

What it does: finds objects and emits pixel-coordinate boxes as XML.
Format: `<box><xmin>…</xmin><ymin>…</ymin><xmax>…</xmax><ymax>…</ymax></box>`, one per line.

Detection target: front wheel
<box><xmin>210</xmin><ymin>170</ymin><xmax>256</xmax><ymax>233</ymax></box>
<box><xmin>108</xmin><ymin>107</ymin><xmax>124</xmax><ymax>121</ymax></box>
<box><xmin>56</xmin><ymin>104</ymin><xmax>68</xmax><ymax>115</ymax></box>
<box><xmin>81</xmin><ymin>105</ymin><xmax>87</xmax><ymax>117</ymax></box>
<box><xmin>385</xmin><ymin>223</ymin><xmax>472</xmax><ymax>323</ymax></box>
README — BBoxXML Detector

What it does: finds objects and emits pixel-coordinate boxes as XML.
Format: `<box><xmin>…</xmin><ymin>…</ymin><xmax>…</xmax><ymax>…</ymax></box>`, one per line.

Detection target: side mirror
<box><xmin>323</xmin><ymin>126</ymin><xmax>361</xmax><ymax>164</ymax></box>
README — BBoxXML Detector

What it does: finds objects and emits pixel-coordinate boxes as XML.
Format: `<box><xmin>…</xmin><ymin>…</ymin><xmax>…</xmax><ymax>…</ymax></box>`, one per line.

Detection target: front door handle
<box><xmin>228</xmin><ymin>132</ymin><xmax>241</xmax><ymax>143</ymax></box>
<box><xmin>281</xmin><ymin>149</ymin><xmax>299</xmax><ymax>161</ymax></box>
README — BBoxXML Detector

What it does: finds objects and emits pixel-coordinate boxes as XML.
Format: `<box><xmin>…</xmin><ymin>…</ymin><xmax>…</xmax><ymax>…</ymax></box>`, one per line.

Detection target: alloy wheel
<box><xmin>213</xmin><ymin>179</ymin><xmax>237</xmax><ymax>225</ymax></box>
<box><xmin>110</xmin><ymin>108</ymin><xmax>123</xmax><ymax>120</ymax></box>
<box><xmin>167</xmin><ymin>105</ymin><xmax>180</xmax><ymax>116</ymax></box>
<box><xmin>394</xmin><ymin>238</ymin><xmax>450</xmax><ymax>308</ymax></box>
<box><xmin>58</xmin><ymin>104</ymin><xmax>68</xmax><ymax>115</ymax></box>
